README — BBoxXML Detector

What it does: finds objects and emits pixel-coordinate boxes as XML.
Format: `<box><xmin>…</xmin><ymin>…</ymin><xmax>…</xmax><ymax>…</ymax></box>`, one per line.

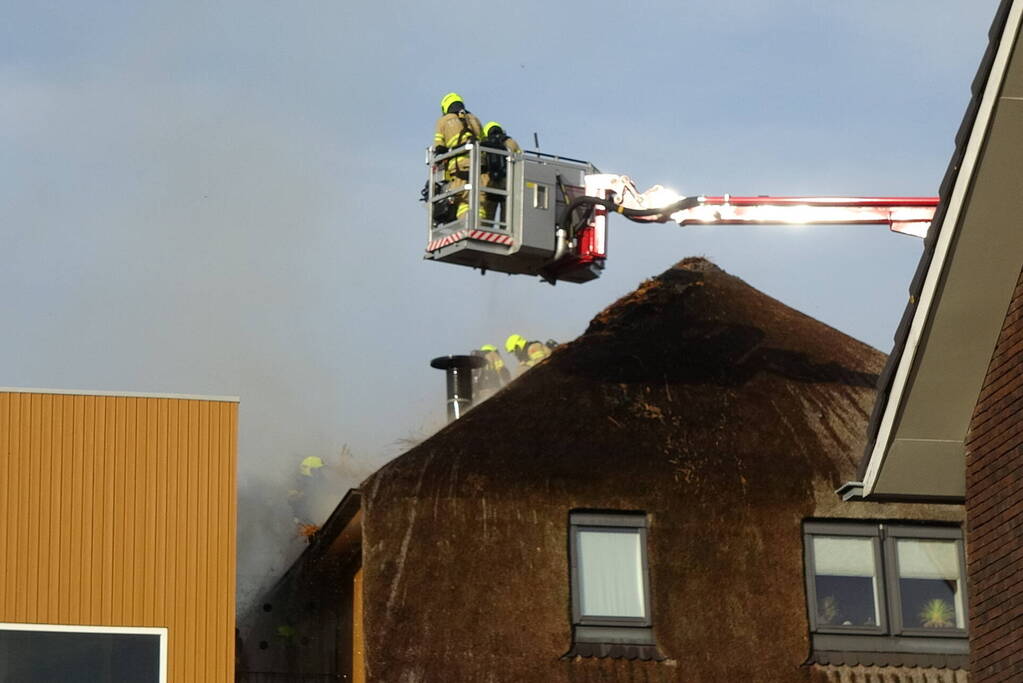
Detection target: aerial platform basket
<box><xmin>424</xmin><ymin>143</ymin><xmax>606</xmax><ymax>284</ymax></box>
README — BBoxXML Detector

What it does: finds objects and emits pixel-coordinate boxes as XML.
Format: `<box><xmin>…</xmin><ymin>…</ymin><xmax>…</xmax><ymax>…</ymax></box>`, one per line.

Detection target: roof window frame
<box><xmin>802</xmin><ymin>520</ymin><xmax>968</xmax><ymax>658</ymax></box>
<box><xmin>568</xmin><ymin>510</ymin><xmax>654</xmax><ymax>644</ymax></box>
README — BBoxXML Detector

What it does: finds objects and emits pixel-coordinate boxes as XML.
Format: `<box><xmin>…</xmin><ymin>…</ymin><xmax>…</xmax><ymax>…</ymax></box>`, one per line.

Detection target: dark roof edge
<box><xmin>858</xmin><ymin>0</ymin><xmax>1022</xmax><ymax>491</ymax></box>
<box><xmin>258</xmin><ymin>488</ymin><xmax>363</xmax><ymax>598</ymax></box>
<box><xmin>304</xmin><ymin>487</ymin><xmax>363</xmax><ymax>561</ymax></box>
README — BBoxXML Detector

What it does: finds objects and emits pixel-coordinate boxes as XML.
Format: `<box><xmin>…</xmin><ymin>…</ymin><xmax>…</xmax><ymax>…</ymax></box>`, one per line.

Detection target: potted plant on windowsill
<box><xmin>918</xmin><ymin>599</ymin><xmax>955</xmax><ymax>628</ymax></box>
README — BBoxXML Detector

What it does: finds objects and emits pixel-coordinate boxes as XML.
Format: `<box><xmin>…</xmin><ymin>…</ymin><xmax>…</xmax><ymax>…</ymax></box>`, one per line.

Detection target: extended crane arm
<box><xmin>579</xmin><ymin>174</ymin><xmax>938</xmax><ymax>238</ymax></box>
<box><xmin>661</xmin><ymin>195</ymin><xmax>937</xmax><ymax>237</ymax></box>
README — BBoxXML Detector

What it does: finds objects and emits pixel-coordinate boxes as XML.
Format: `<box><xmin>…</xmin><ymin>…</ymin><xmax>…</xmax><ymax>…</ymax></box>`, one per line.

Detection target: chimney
<box><xmin>430</xmin><ymin>355</ymin><xmax>486</xmax><ymax>422</ymax></box>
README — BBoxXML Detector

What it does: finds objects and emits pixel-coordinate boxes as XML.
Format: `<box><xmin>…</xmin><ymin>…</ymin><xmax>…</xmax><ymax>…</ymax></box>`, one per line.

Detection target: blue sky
<box><xmin>1</xmin><ymin>0</ymin><xmax>1001</xmax><ymax>605</ymax></box>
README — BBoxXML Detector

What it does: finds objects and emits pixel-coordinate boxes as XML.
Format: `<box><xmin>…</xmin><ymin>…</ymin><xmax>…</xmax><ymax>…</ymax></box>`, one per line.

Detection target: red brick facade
<box><xmin>966</xmin><ymin>266</ymin><xmax>1023</xmax><ymax>680</ymax></box>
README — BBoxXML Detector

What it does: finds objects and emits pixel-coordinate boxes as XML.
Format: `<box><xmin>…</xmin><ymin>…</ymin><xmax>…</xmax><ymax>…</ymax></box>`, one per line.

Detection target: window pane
<box><xmin>896</xmin><ymin>539</ymin><xmax>965</xmax><ymax>630</ymax></box>
<box><xmin>0</xmin><ymin>630</ymin><xmax>160</xmax><ymax>682</ymax></box>
<box><xmin>812</xmin><ymin>536</ymin><xmax>880</xmax><ymax>628</ymax></box>
<box><xmin>577</xmin><ymin>529</ymin><xmax>645</xmax><ymax>618</ymax></box>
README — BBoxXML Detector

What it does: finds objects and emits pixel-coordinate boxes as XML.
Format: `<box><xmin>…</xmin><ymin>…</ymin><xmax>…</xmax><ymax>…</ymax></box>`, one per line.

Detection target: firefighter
<box><xmin>433</xmin><ymin>93</ymin><xmax>484</xmax><ymax>221</ymax></box>
<box><xmin>276</xmin><ymin>624</ymin><xmax>298</xmax><ymax>643</ymax></box>
<box><xmin>505</xmin><ymin>334</ymin><xmax>557</xmax><ymax>375</ymax></box>
<box><xmin>275</xmin><ymin>623</ymin><xmax>300</xmax><ymax>671</ymax></box>
<box><xmin>481</xmin><ymin>121</ymin><xmax>522</xmax><ymax>223</ymax></box>
<box><xmin>472</xmin><ymin>343</ymin><xmax>511</xmax><ymax>399</ymax></box>
<box><xmin>298</xmin><ymin>455</ymin><xmax>324</xmax><ymax>478</ymax></box>
<box><xmin>288</xmin><ymin>455</ymin><xmax>325</xmax><ymax>528</ymax></box>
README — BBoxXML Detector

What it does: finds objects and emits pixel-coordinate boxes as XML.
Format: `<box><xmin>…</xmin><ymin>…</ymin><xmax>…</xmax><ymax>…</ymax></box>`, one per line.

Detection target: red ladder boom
<box><xmin>667</xmin><ymin>195</ymin><xmax>939</xmax><ymax>237</ymax></box>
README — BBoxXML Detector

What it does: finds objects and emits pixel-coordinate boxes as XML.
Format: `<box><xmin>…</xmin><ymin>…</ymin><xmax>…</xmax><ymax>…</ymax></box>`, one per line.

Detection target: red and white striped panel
<box><xmin>427</xmin><ymin>229</ymin><xmax>513</xmax><ymax>252</ymax></box>
<box><xmin>427</xmin><ymin>230</ymin><xmax>467</xmax><ymax>251</ymax></box>
<box><xmin>468</xmin><ymin>229</ymin><xmax>514</xmax><ymax>245</ymax></box>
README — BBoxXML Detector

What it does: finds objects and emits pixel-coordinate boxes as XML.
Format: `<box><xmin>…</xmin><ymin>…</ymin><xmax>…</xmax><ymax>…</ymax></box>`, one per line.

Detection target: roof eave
<box><xmin>860</xmin><ymin>0</ymin><xmax>1023</xmax><ymax>500</ymax></box>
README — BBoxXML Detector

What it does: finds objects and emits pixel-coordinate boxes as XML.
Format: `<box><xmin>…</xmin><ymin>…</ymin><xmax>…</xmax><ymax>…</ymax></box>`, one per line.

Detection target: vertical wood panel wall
<box><xmin>0</xmin><ymin>391</ymin><xmax>238</xmax><ymax>682</ymax></box>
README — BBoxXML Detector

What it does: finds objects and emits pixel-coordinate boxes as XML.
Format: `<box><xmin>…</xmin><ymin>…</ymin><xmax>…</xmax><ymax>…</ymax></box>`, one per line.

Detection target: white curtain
<box><xmin>577</xmin><ymin>529</ymin><xmax>646</xmax><ymax>618</ymax></box>
<box><xmin>812</xmin><ymin>535</ymin><xmax>880</xmax><ymax>624</ymax></box>
<box><xmin>813</xmin><ymin>536</ymin><xmax>876</xmax><ymax>577</ymax></box>
<box><xmin>896</xmin><ymin>539</ymin><xmax>959</xmax><ymax>579</ymax></box>
<box><xmin>897</xmin><ymin>538</ymin><xmax>964</xmax><ymax>628</ymax></box>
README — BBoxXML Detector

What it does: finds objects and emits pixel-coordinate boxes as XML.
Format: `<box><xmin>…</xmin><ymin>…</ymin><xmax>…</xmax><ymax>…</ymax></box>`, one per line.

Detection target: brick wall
<box><xmin>966</xmin><ymin>266</ymin><xmax>1023</xmax><ymax>681</ymax></box>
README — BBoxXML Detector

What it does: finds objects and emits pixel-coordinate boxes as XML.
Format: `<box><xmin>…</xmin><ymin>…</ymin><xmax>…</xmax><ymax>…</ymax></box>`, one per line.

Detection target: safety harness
<box><xmin>482</xmin><ymin>129</ymin><xmax>511</xmax><ymax>181</ymax></box>
<box><xmin>446</xmin><ymin>112</ymin><xmax>479</xmax><ymax>179</ymax></box>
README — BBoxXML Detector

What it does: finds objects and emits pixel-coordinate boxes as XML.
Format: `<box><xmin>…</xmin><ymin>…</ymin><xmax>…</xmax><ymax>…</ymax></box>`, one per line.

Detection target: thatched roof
<box><xmin>370</xmin><ymin>257</ymin><xmax>883</xmax><ymax>495</ymax></box>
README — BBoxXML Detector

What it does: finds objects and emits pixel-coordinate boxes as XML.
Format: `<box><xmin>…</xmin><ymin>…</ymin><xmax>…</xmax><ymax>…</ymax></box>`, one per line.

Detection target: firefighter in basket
<box><xmin>480</xmin><ymin>121</ymin><xmax>522</xmax><ymax>224</ymax></box>
<box><xmin>431</xmin><ymin>92</ymin><xmax>484</xmax><ymax>223</ymax></box>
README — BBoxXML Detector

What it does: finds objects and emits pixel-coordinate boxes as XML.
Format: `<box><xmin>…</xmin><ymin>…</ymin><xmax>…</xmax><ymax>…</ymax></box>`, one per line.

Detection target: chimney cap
<box><xmin>430</xmin><ymin>355</ymin><xmax>486</xmax><ymax>370</ymax></box>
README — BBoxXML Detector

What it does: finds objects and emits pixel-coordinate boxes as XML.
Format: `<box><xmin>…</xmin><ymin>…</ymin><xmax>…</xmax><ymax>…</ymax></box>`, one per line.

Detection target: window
<box><xmin>888</xmin><ymin>528</ymin><xmax>967</xmax><ymax>634</ymax></box>
<box><xmin>532</xmin><ymin>183</ymin><xmax>548</xmax><ymax>209</ymax></box>
<box><xmin>569</xmin><ymin>511</ymin><xmax>653</xmax><ymax>647</ymax></box>
<box><xmin>0</xmin><ymin>623</ymin><xmax>167</xmax><ymax>683</ymax></box>
<box><xmin>803</xmin><ymin>522</ymin><xmax>967</xmax><ymax>658</ymax></box>
<box><xmin>808</xmin><ymin>531</ymin><xmax>886</xmax><ymax>632</ymax></box>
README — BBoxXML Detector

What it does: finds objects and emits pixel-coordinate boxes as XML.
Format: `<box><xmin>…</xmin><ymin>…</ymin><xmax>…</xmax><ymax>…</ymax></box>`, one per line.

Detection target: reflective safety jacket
<box><xmin>473</xmin><ymin>348</ymin><xmax>511</xmax><ymax>392</ymax></box>
<box><xmin>503</xmin><ymin>135</ymin><xmax>522</xmax><ymax>154</ymax></box>
<box><xmin>524</xmin><ymin>340</ymin><xmax>552</xmax><ymax>367</ymax></box>
<box><xmin>434</xmin><ymin>111</ymin><xmax>483</xmax><ymax>174</ymax></box>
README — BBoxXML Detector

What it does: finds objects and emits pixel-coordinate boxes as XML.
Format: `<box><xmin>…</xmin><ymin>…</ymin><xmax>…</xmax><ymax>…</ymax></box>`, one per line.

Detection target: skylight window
<box><xmin>569</xmin><ymin>511</ymin><xmax>653</xmax><ymax>648</ymax></box>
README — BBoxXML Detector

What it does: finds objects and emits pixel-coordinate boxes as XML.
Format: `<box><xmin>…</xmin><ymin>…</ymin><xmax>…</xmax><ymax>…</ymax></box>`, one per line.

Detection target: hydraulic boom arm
<box><xmin>577</xmin><ymin>175</ymin><xmax>938</xmax><ymax>238</ymax></box>
<box><xmin>654</xmin><ymin>195</ymin><xmax>936</xmax><ymax>238</ymax></box>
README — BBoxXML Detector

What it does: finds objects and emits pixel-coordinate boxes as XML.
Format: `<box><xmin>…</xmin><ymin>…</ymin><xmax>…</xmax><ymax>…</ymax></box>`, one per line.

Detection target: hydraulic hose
<box><xmin>557</xmin><ymin>195</ymin><xmax>704</xmax><ymax>235</ymax></box>
<box><xmin>556</xmin><ymin>196</ymin><xmax>614</xmax><ymax>237</ymax></box>
<box><xmin>618</xmin><ymin>196</ymin><xmax>703</xmax><ymax>219</ymax></box>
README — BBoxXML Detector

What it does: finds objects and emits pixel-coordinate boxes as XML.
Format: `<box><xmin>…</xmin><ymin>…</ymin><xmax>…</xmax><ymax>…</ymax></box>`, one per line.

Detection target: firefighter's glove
<box><xmin>433</xmin><ymin>145</ymin><xmax>449</xmax><ymax>157</ymax></box>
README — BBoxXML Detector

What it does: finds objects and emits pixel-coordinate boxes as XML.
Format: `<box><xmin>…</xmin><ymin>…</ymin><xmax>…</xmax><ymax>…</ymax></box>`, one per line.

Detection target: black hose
<box><xmin>557</xmin><ymin>195</ymin><xmax>703</xmax><ymax>235</ymax></box>
<box><xmin>556</xmin><ymin>196</ymin><xmax>615</xmax><ymax>237</ymax></box>
<box><xmin>554</xmin><ymin>175</ymin><xmax>590</xmax><ymax>234</ymax></box>
<box><xmin>619</xmin><ymin>196</ymin><xmax>702</xmax><ymax>218</ymax></box>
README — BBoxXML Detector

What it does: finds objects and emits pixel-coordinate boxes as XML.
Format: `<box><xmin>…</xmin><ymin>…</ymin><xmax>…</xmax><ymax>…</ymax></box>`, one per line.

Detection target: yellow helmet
<box><xmin>480</xmin><ymin>344</ymin><xmax>497</xmax><ymax>352</ymax></box>
<box><xmin>505</xmin><ymin>334</ymin><xmax>527</xmax><ymax>353</ymax></box>
<box><xmin>483</xmin><ymin>121</ymin><xmax>503</xmax><ymax>137</ymax></box>
<box><xmin>299</xmin><ymin>456</ymin><xmax>324</xmax><ymax>477</ymax></box>
<box><xmin>440</xmin><ymin>92</ymin><xmax>464</xmax><ymax>114</ymax></box>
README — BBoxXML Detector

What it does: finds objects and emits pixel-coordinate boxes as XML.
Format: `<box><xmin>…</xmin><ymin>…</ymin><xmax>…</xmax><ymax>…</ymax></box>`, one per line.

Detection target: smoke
<box><xmin>1</xmin><ymin>66</ymin><xmax>395</xmax><ymax>612</ymax></box>
<box><xmin>1</xmin><ymin>61</ymin><xmax>565</xmax><ymax>614</ymax></box>
<box><xmin>237</xmin><ymin>446</ymin><xmax>374</xmax><ymax>610</ymax></box>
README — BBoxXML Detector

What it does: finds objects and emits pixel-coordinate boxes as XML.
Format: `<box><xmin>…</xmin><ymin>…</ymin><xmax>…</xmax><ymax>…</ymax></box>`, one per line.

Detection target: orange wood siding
<box><xmin>0</xmin><ymin>391</ymin><xmax>238</xmax><ymax>682</ymax></box>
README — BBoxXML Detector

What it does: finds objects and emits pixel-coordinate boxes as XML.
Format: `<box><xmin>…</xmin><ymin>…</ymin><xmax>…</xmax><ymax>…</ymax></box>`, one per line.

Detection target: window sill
<box><xmin>809</xmin><ymin>633</ymin><xmax>969</xmax><ymax>669</ymax></box>
<box><xmin>565</xmin><ymin>641</ymin><xmax>664</xmax><ymax>661</ymax></box>
<box><xmin>810</xmin><ymin>650</ymin><xmax>969</xmax><ymax>669</ymax></box>
<box><xmin>565</xmin><ymin>626</ymin><xmax>663</xmax><ymax>661</ymax></box>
